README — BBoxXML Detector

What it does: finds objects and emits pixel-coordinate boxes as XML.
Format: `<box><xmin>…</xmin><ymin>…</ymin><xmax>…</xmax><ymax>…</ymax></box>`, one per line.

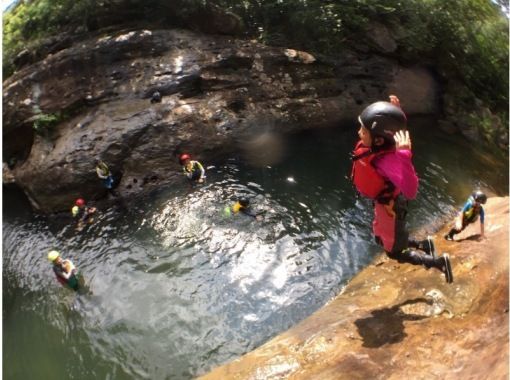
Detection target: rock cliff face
<box><xmin>3</xmin><ymin>28</ymin><xmax>439</xmax><ymax>212</ymax></box>
<box><xmin>200</xmin><ymin>197</ymin><xmax>509</xmax><ymax>379</ymax></box>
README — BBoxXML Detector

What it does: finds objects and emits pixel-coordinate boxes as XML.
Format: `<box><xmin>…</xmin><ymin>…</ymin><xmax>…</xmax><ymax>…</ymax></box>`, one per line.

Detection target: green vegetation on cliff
<box><xmin>3</xmin><ymin>0</ymin><xmax>508</xmax><ymax>113</ymax></box>
<box><xmin>228</xmin><ymin>0</ymin><xmax>508</xmax><ymax>112</ymax></box>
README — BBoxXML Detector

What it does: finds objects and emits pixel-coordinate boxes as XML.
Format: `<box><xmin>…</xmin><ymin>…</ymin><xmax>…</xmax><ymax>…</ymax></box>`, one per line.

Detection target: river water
<box><xmin>3</xmin><ymin>118</ymin><xmax>508</xmax><ymax>379</ymax></box>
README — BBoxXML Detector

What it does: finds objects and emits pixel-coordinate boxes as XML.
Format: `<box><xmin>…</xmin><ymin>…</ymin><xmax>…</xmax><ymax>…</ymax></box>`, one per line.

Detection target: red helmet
<box><xmin>179</xmin><ymin>153</ymin><xmax>191</xmax><ymax>165</ymax></box>
<box><xmin>75</xmin><ymin>198</ymin><xmax>85</xmax><ymax>207</ymax></box>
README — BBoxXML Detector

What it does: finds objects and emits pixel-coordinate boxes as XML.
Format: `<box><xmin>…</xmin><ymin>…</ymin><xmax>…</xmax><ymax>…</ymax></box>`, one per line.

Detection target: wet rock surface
<box><xmin>200</xmin><ymin>197</ymin><xmax>509</xmax><ymax>379</ymax></box>
<box><xmin>3</xmin><ymin>28</ymin><xmax>439</xmax><ymax>212</ymax></box>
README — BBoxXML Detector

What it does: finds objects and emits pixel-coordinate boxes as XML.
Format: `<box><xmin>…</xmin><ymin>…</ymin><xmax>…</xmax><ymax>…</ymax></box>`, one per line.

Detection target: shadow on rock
<box><xmin>455</xmin><ymin>233</ymin><xmax>482</xmax><ymax>242</ymax></box>
<box><xmin>354</xmin><ymin>297</ymin><xmax>432</xmax><ymax>348</ymax></box>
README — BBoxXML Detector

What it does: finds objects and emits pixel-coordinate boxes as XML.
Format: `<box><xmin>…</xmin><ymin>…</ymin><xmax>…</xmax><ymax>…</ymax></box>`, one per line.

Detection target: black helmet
<box><xmin>359</xmin><ymin>101</ymin><xmax>407</xmax><ymax>141</ymax></box>
<box><xmin>472</xmin><ymin>191</ymin><xmax>487</xmax><ymax>204</ymax></box>
<box><xmin>150</xmin><ymin>91</ymin><xmax>162</xmax><ymax>103</ymax></box>
<box><xmin>238</xmin><ymin>197</ymin><xmax>250</xmax><ymax>207</ymax></box>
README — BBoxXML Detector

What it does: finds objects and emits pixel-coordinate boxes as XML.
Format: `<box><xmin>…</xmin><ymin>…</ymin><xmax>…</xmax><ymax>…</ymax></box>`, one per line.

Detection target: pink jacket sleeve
<box><xmin>373</xmin><ymin>150</ymin><xmax>418</xmax><ymax>199</ymax></box>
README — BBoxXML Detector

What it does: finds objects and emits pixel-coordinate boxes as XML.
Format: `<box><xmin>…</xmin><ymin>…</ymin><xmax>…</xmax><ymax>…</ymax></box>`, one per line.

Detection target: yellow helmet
<box><xmin>47</xmin><ymin>250</ymin><xmax>60</xmax><ymax>262</ymax></box>
<box><xmin>71</xmin><ymin>206</ymin><xmax>79</xmax><ymax>217</ymax></box>
<box><xmin>232</xmin><ymin>202</ymin><xmax>241</xmax><ymax>213</ymax></box>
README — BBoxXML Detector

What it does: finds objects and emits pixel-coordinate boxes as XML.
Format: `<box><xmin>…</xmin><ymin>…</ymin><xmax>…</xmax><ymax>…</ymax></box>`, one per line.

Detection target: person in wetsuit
<box><xmin>179</xmin><ymin>153</ymin><xmax>206</xmax><ymax>184</ymax></box>
<box><xmin>351</xmin><ymin>96</ymin><xmax>453</xmax><ymax>283</ymax></box>
<box><xmin>225</xmin><ymin>197</ymin><xmax>264</xmax><ymax>221</ymax></box>
<box><xmin>444</xmin><ymin>191</ymin><xmax>487</xmax><ymax>241</ymax></box>
<box><xmin>71</xmin><ymin>198</ymin><xmax>96</xmax><ymax>229</ymax></box>
<box><xmin>47</xmin><ymin>250</ymin><xmax>80</xmax><ymax>291</ymax></box>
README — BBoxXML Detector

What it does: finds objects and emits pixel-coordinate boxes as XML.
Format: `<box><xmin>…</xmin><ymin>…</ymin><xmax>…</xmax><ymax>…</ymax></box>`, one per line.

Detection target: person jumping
<box><xmin>351</xmin><ymin>96</ymin><xmax>453</xmax><ymax>283</ymax></box>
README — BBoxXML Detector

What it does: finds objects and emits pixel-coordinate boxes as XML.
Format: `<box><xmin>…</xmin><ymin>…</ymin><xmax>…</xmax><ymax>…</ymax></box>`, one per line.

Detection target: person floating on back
<box><xmin>47</xmin><ymin>250</ymin><xmax>80</xmax><ymax>291</ymax></box>
<box><xmin>351</xmin><ymin>95</ymin><xmax>453</xmax><ymax>283</ymax></box>
<box><xmin>444</xmin><ymin>191</ymin><xmax>487</xmax><ymax>241</ymax></box>
<box><xmin>71</xmin><ymin>198</ymin><xmax>96</xmax><ymax>230</ymax></box>
<box><xmin>179</xmin><ymin>154</ymin><xmax>206</xmax><ymax>184</ymax></box>
<box><xmin>224</xmin><ymin>197</ymin><xmax>264</xmax><ymax>221</ymax></box>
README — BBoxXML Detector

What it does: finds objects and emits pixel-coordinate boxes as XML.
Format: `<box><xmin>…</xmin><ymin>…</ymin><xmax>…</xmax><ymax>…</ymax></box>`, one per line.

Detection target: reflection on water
<box><xmin>3</xmin><ymin>118</ymin><xmax>508</xmax><ymax>379</ymax></box>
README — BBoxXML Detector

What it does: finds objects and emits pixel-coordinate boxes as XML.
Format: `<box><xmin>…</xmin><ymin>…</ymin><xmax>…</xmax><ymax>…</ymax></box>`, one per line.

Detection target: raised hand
<box><xmin>394</xmin><ymin>130</ymin><xmax>412</xmax><ymax>151</ymax></box>
<box><xmin>389</xmin><ymin>95</ymin><xmax>401</xmax><ymax>108</ymax></box>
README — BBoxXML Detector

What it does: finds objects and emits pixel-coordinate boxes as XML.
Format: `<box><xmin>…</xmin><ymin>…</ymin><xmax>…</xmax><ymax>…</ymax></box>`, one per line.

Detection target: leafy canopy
<box><xmin>3</xmin><ymin>0</ymin><xmax>508</xmax><ymax>111</ymax></box>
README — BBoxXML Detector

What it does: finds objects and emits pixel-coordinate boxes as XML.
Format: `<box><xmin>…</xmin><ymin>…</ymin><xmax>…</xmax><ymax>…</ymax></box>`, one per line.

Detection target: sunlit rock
<box><xmin>201</xmin><ymin>197</ymin><xmax>509</xmax><ymax>379</ymax></box>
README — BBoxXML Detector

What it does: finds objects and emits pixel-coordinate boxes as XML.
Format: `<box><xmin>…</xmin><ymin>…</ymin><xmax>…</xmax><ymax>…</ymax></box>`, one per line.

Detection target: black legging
<box><xmin>408</xmin><ymin>239</ymin><xmax>433</xmax><ymax>254</ymax></box>
<box><xmin>386</xmin><ymin>248</ymin><xmax>437</xmax><ymax>269</ymax></box>
<box><xmin>445</xmin><ymin>223</ymin><xmax>468</xmax><ymax>239</ymax></box>
<box><xmin>374</xmin><ymin>194</ymin><xmax>442</xmax><ymax>269</ymax></box>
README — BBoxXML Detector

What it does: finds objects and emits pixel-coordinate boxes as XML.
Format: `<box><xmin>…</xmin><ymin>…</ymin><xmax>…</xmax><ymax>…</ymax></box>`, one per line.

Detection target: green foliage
<box><xmin>3</xmin><ymin>0</ymin><xmax>96</xmax><ymax>76</ymax></box>
<box><xmin>3</xmin><ymin>0</ymin><xmax>508</xmax><ymax>113</ymax></box>
<box><xmin>214</xmin><ymin>0</ymin><xmax>370</xmax><ymax>52</ymax></box>
<box><xmin>215</xmin><ymin>0</ymin><xmax>508</xmax><ymax>113</ymax></box>
<box><xmin>32</xmin><ymin>112</ymin><xmax>60</xmax><ymax>136</ymax></box>
<box><xmin>383</xmin><ymin>0</ymin><xmax>509</xmax><ymax>112</ymax></box>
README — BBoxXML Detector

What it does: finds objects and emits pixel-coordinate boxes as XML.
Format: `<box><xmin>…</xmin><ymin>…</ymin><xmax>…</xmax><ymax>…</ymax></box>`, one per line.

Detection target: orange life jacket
<box><xmin>350</xmin><ymin>141</ymin><xmax>399</xmax><ymax>203</ymax></box>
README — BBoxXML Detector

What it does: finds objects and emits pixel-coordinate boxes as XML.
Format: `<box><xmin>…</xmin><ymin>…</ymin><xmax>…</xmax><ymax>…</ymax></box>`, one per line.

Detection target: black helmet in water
<box><xmin>359</xmin><ymin>101</ymin><xmax>407</xmax><ymax>142</ymax></box>
<box><xmin>472</xmin><ymin>191</ymin><xmax>487</xmax><ymax>204</ymax></box>
<box><xmin>238</xmin><ymin>197</ymin><xmax>250</xmax><ymax>207</ymax></box>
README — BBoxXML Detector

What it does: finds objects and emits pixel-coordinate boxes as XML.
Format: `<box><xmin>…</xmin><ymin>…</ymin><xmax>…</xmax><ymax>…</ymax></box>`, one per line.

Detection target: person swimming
<box><xmin>224</xmin><ymin>197</ymin><xmax>264</xmax><ymax>221</ymax></box>
<box><xmin>71</xmin><ymin>198</ymin><xmax>96</xmax><ymax>230</ymax></box>
<box><xmin>47</xmin><ymin>250</ymin><xmax>80</xmax><ymax>291</ymax></box>
<box><xmin>179</xmin><ymin>153</ymin><xmax>206</xmax><ymax>184</ymax></box>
